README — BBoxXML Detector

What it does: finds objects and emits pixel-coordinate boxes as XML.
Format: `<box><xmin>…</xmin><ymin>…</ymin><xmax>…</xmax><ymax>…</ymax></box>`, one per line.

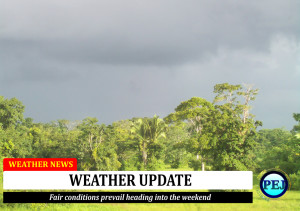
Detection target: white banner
<box><xmin>3</xmin><ymin>171</ymin><xmax>252</xmax><ymax>190</ymax></box>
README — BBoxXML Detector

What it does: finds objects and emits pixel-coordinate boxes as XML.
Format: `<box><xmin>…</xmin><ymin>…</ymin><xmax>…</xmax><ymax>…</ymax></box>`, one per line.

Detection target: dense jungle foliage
<box><xmin>1</xmin><ymin>83</ymin><xmax>299</xmax><ymax>189</ymax></box>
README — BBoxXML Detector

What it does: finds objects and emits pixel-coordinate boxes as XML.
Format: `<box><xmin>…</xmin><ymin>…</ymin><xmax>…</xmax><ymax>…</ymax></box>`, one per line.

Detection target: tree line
<box><xmin>0</xmin><ymin>83</ymin><xmax>299</xmax><ymax>189</ymax></box>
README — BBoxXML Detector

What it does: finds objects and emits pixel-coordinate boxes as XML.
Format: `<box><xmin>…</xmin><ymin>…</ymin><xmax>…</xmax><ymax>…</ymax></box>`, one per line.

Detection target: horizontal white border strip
<box><xmin>4</xmin><ymin>171</ymin><xmax>252</xmax><ymax>190</ymax></box>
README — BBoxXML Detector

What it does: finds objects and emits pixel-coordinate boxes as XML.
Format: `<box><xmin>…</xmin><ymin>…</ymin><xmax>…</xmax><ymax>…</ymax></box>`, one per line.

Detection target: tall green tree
<box><xmin>254</xmin><ymin>128</ymin><xmax>297</xmax><ymax>174</ymax></box>
<box><xmin>0</xmin><ymin>96</ymin><xmax>26</xmax><ymax>158</ymax></box>
<box><xmin>112</xmin><ymin>120</ymin><xmax>139</xmax><ymax>170</ymax></box>
<box><xmin>0</xmin><ymin>96</ymin><xmax>24</xmax><ymax>129</ymax></box>
<box><xmin>164</xmin><ymin>122</ymin><xmax>191</xmax><ymax>168</ymax></box>
<box><xmin>291</xmin><ymin>113</ymin><xmax>300</xmax><ymax>136</ymax></box>
<box><xmin>77</xmin><ymin>117</ymin><xmax>120</xmax><ymax>170</ymax></box>
<box><xmin>211</xmin><ymin>83</ymin><xmax>261</xmax><ymax>170</ymax></box>
<box><xmin>165</xmin><ymin>97</ymin><xmax>216</xmax><ymax>171</ymax></box>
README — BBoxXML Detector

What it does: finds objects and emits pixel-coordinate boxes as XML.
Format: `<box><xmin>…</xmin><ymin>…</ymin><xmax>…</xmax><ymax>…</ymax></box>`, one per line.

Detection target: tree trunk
<box><xmin>201</xmin><ymin>160</ymin><xmax>205</xmax><ymax>171</ymax></box>
<box><xmin>142</xmin><ymin>141</ymin><xmax>147</xmax><ymax>169</ymax></box>
<box><xmin>197</xmin><ymin>154</ymin><xmax>205</xmax><ymax>171</ymax></box>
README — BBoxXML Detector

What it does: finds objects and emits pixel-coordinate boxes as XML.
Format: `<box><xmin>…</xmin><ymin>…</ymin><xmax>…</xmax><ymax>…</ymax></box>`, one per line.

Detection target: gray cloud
<box><xmin>1</xmin><ymin>0</ymin><xmax>299</xmax><ymax>66</ymax></box>
<box><xmin>0</xmin><ymin>0</ymin><xmax>299</xmax><ymax>129</ymax></box>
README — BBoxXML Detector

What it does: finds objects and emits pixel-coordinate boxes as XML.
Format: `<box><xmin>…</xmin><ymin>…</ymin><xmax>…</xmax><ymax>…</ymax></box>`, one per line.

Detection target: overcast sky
<box><xmin>0</xmin><ymin>0</ymin><xmax>299</xmax><ymax>129</ymax></box>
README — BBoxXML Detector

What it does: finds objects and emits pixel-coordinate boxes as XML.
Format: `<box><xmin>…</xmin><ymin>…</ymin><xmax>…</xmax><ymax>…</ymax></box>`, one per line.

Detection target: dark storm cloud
<box><xmin>1</xmin><ymin>0</ymin><xmax>299</xmax><ymax>66</ymax></box>
<box><xmin>0</xmin><ymin>0</ymin><xmax>299</xmax><ymax>129</ymax></box>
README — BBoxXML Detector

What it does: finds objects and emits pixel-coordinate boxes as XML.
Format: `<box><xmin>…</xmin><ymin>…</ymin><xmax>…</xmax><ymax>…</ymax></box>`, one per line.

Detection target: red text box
<box><xmin>3</xmin><ymin>158</ymin><xmax>77</xmax><ymax>171</ymax></box>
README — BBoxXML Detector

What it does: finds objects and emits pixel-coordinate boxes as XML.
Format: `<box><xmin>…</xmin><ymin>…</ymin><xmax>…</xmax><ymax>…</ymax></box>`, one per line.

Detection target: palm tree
<box><xmin>131</xmin><ymin>115</ymin><xmax>167</xmax><ymax>169</ymax></box>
